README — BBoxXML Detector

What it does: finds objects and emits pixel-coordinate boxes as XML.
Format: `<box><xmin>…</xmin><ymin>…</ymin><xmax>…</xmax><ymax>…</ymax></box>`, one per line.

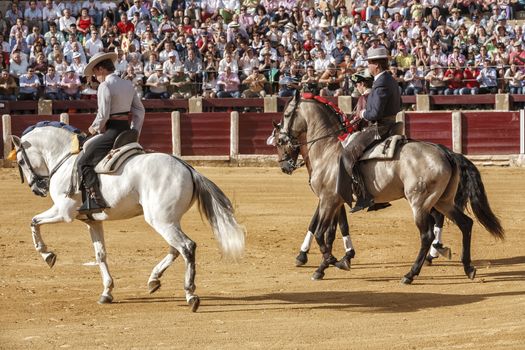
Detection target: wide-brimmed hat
<box><xmin>351</xmin><ymin>70</ymin><xmax>373</xmax><ymax>83</ymax></box>
<box><xmin>284</xmin><ymin>22</ymin><xmax>295</xmax><ymax>31</ymax></box>
<box><xmin>366</xmin><ymin>47</ymin><xmax>389</xmax><ymax>60</ymax></box>
<box><xmin>155</xmin><ymin>64</ymin><xmax>163</xmax><ymax>71</ymax></box>
<box><xmin>228</xmin><ymin>21</ymin><xmax>240</xmax><ymax>29</ymax></box>
<box><xmin>84</xmin><ymin>52</ymin><xmax>117</xmax><ymax>77</ymax></box>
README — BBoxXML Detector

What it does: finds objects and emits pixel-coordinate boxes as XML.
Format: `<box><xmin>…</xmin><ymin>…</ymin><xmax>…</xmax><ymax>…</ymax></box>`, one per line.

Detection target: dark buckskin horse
<box><xmin>273</xmin><ymin>92</ymin><xmax>504</xmax><ymax>283</ymax></box>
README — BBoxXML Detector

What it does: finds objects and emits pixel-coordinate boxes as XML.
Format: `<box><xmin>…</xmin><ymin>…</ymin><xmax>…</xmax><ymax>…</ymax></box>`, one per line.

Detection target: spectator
<box><xmin>425</xmin><ymin>64</ymin><xmax>446</xmax><ymax>95</ymax></box>
<box><xmin>122</xmin><ymin>65</ymin><xmax>143</xmax><ymax>98</ymax></box>
<box><xmin>115</xmin><ymin>49</ymin><xmax>129</xmax><ymax>75</ymax></box>
<box><xmin>403</xmin><ymin>64</ymin><xmax>425</xmax><ymax>95</ymax></box>
<box><xmin>145</xmin><ymin>64</ymin><xmax>170</xmax><ymax>99</ymax></box>
<box><xmin>117</xmin><ymin>13</ymin><xmax>134</xmax><ymax>35</ymax></box>
<box><xmin>84</xmin><ymin>29</ymin><xmax>105</xmax><ymax>59</ymax></box>
<box><xmin>184</xmin><ymin>49</ymin><xmax>203</xmax><ymax>93</ymax></box>
<box><xmin>241</xmin><ymin>66</ymin><xmax>267</xmax><ymax>98</ymax></box>
<box><xmin>443</xmin><ymin>63</ymin><xmax>464</xmax><ymax>95</ymax></box>
<box><xmin>319</xmin><ymin>63</ymin><xmax>344</xmax><ymax>97</ymax></box>
<box><xmin>202</xmin><ymin>69</ymin><xmax>218</xmax><ymax>98</ymax></box>
<box><xmin>218</xmin><ymin>52</ymin><xmax>239</xmax><ymax>74</ymax></box>
<box><xmin>70</xmin><ymin>52</ymin><xmax>86</xmax><ymax>77</ymax></box>
<box><xmin>25</xmin><ymin>1</ymin><xmax>43</xmax><ymax>31</ymax></box>
<box><xmin>9</xmin><ymin>51</ymin><xmax>29</xmax><ymax>79</ymax></box>
<box><xmin>301</xmin><ymin>64</ymin><xmax>320</xmax><ymax>95</ymax></box>
<box><xmin>462</xmin><ymin>60</ymin><xmax>480</xmax><ymax>95</ymax></box>
<box><xmin>0</xmin><ymin>70</ymin><xmax>18</xmax><ymax>101</ymax></box>
<box><xmin>314</xmin><ymin>49</ymin><xmax>331</xmax><ymax>73</ymax></box>
<box><xmin>18</xmin><ymin>68</ymin><xmax>41</xmax><ymax>100</ymax></box>
<box><xmin>103</xmin><ymin>32</ymin><xmax>121</xmax><ymax>53</ymax></box>
<box><xmin>44</xmin><ymin>22</ymin><xmax>66</xmax><ymax>46</ymax></box>
<box><xmin>43</xmin><ymin>65</ymin><xmax>63</xmax><ymax>100</ymax></box>
<box><xmin>5</xmin><ymin>2</ymin><xmax>24</xmax><ymax>28</ymax></box>
<box><xmin>162</xmin><ymin>51</ymin><xmax>180</xmax><ymax>78</ymax></box>
<box><xmin>477</xmin><ymin>60</ymin><xmax>498</xmax><ymax>94</ymax></box>
<box><xmin>504</xmin><ymin>64</ymin><xmax>524</xmax><ymax>94</ymax></box>
<box><xmin>85</xmin><ymin>0</ymin><xmax>103</xmax><ymax>26</ymax></box>
<box><xmin>76</xmin><ymin>7</ymin><xmax>94</xmax><ymax>39</ymax></box>
<box><xmin>170</xmin><ymin>66</ymin><xmax>193</xmax><ymax>99</ymax></box>
<box><xmin>216</xmin><ymin>65</ymin><xmax>241</xmax><ymax>98</ymax></box>
<box><xmin>60</xmin><ymin>67</ymin><xmax>81</xmax><ymax>100</ymax></box>
<box><xmin>277</xmin><ymin>65</ymin><xmax>301</xmax><ymax>97</ymax></box>
<box><xmin>10</xmin><ymin>18</ymin><xmax>28</xmax><ymax>41</ymax></box>
<box><xmin>331</xmin><ymin>38</ymin><xmax>351</xmax><ymax>65</ymax></box>
<box><xmin>59</xmin><ymin>9</ymin><xmax>77</xmax><ymax>35</ymax></box>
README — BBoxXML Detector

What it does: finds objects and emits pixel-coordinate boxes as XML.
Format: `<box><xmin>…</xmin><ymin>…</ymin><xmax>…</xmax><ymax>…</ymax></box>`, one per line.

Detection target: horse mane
<box><xmin>299</xmin><ymin>98</ymin><xmax>343</xmax><ymax>142</ymax></box>
<box><xmin>22</xmin><ymin>121</ymin><xmax>81</xmax><ymax>137</ymax></box>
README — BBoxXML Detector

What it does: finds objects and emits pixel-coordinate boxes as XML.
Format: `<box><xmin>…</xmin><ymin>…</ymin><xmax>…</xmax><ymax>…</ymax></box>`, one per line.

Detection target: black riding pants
<box><xmin>79</xmin><ymin>119</ymin><xmax>130</xmax><ymax>188</ymax></box>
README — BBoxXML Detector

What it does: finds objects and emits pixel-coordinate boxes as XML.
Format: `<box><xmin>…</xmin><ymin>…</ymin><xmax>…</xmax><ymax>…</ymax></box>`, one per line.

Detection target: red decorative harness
<box><xmin>301</xmin><ymin>92</ymin><xmax>356</xmax><ymax>142</ymax></box>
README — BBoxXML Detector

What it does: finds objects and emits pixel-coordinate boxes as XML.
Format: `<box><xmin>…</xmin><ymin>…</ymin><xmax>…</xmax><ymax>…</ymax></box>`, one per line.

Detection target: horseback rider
<box><xmin>338</xmin><ymin>47</ymin><xmax>401</xmax><ymax>213</ymax></box>
<box><xmin>77</xmin><ymin>52</ymin><xmax>145</xmax><ymax>215</ymax></box>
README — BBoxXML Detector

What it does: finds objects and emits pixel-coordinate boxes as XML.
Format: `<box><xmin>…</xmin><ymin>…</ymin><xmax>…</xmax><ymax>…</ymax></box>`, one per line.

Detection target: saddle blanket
<box><xmin>360</xmin><ymin>135</ymin><xmax>407</xmax><ymax>161</ymax></box>
<box><xmin>94</xmin><ymin>142</ymin><xmax>144</xmax><ymax>174</ymax></box>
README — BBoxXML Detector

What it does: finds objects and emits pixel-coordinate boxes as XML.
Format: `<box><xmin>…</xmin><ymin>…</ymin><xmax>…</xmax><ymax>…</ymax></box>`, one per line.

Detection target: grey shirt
<box><xmin>90</xmin><ymin>73</ymin><xmax>145</xmax><ymax>133</ymax></box>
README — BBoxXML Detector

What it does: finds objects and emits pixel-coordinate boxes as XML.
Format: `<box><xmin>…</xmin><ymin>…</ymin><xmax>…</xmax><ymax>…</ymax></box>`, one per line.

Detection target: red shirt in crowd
<box><xmin>117</xmin><ymin>21</ymin><xmax>134</xmax><ymax>34</ymax></box>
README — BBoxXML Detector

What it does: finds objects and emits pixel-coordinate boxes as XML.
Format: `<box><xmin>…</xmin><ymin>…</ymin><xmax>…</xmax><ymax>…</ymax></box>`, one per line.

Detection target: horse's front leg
<box><xmin>402</xmin><ymin>212</ymin><xmax>434</xmax><ymax>284</ymax></box>
<box><xmin>86</xmin><ymin>221</ymin><xmax>114</xmax><ymax>304</ymax></box>
<box><xmin>311</xmin><ymin>204</ymin><xmax>339</xmax><ymax>280</ymax></box>
<box><xmin>296</xmin><ymin>205</ymin><xmax>320</xmax><ymax>267</ymax></box>
<box><xmin>31</xmin><ymin>204</ymin><xmax>74</xmax><ymax>267</ymax></box>
<box><xmin>334</xmin><ymin>206</ymin><xmax>356</xmax><ymax>271</ymax></box>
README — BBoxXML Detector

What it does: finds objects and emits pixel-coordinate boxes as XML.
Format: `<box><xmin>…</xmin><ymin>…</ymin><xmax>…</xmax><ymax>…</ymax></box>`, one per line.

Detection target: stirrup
<box><xmin>350</xmin><ymin>197</ymin><xmax>374</xmax><ymax>213</ymax></box>
<box><xmin>78</xmin><ymin>197</ymin><xmax>108</xmax><ymax>215</ymax></box>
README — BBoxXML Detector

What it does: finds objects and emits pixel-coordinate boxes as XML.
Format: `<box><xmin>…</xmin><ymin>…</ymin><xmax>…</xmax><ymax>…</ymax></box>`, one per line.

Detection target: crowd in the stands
<box><xmin>1</xmin><ymin>0</ymin><xmax>525</xmax><ymax>102</ymax></box>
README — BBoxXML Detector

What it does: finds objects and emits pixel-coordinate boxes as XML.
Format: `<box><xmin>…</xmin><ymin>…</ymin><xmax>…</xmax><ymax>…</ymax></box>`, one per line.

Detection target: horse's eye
<box><xmin>19</xmin><ymin>159</ymin><xmax>25</xmax><ymax>166</ymax></box>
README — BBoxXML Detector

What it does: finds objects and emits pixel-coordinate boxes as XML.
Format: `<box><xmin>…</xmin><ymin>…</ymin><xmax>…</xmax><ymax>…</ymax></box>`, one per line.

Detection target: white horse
<box><xmin>10</xmin><ymin>125</ymin><xmax>245</xmax><ymax>312</ymax></box>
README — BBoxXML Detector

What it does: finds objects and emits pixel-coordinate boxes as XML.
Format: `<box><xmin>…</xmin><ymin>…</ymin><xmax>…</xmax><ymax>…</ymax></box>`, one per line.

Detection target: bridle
<box><xmin>277</xmin><ymin>100</ymin><xmax>355</xmax><ymax>173</ymax></box>
<box><xmin>15</xmin><ymin>143</ymin><xmax>72</xmax><ymax>195</ymax></box>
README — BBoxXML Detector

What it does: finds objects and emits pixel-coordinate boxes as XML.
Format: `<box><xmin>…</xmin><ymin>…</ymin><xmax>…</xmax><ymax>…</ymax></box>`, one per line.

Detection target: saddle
<box><xmin>68</xmin><ymin>129</ymin><xmax>143</xmax><ymax>195</ymax></box>
<box><xmin>360</xmin><ymin>134</ymin><xmax>407</xmax><ymax>161</ymax></box>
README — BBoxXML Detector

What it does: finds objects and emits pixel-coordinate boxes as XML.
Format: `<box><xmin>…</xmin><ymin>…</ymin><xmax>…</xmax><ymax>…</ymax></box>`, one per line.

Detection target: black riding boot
<box><xmin>349</xmin><ymin>166</ymin><xmax>374</xmax><ymax>213</ymax></box>
<box><xmin>78</xmin><ymin>184</ymin><xmax>108</xmax><ymax>215</ymax></box>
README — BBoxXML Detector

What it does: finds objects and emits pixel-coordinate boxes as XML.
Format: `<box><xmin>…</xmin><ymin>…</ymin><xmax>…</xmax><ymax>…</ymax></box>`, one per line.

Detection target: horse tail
<box><xmin>176</xmin><ymin>159</ymin><xmax>245</xmax><ymax>259</ymax></box>
<box><xmin>437</xmin><ymin>145</ymin><xmax>505</xmax><ymax>239</ymax></box>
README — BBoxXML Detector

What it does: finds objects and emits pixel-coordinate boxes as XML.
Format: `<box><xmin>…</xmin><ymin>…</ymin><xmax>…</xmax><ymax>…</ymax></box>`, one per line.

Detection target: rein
<box><xmin>16</xmin><ymin>144</ymin><xmax>73</xmax><ymax>192</ymax></box>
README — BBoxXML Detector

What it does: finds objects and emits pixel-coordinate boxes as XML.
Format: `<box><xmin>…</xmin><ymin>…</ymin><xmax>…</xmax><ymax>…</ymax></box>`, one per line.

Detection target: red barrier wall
<box><xmin>239</xmin><ymin>113</ymin><xmax>281</xmax><ymax>155</ymax></box>
<box><xmin>405</xmin><ymin>112</ymin><xmax>453</xmax><ymax>149</ymax></box>
<box><xmin>462</xmin><ymin>112</ymin><xmax>521</xmax><ymax>155</ymax></box>
<box><xmin>68</xmin><ymin>113</ymin><xmax>96</xmax><ymax>132</ymax></box>
<box><xmin>140</xmin><ymin>112</ymin><xmax>172</xmax><ymax>153</ymax></box>
<box><xmin>180</xmin><ymin>113</ymin><xmax>230</xmax><ymax>156</ymax></box>
<box><xmin>10</xmin><ymin>115</ymin><xmax>61</xmax><ymax>137</ymax></box>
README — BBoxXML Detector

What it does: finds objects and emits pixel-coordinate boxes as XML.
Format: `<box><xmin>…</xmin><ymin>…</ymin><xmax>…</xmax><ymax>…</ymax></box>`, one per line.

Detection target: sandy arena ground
<box><xmin>0</xmin><ymin>166</ymin><xmax>524</xmax><ymax>350</ymax></box>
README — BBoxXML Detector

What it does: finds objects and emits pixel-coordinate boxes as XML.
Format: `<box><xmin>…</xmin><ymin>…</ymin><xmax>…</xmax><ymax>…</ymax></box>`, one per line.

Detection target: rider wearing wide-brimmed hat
<box><xmin>77</xmin><ymin>52</ymin><xmax>145</xmax><ymax>215</ymax></box>
<box><xmin>337</xmin><ymin>47</ymin><xmax>401</xmax><ymax>213</ymax></box>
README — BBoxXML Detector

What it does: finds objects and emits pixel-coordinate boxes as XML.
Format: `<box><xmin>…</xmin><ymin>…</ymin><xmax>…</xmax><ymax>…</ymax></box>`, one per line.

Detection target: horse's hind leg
<box><xmin>148</xmin><ymin>222</ymin><xmax>200</xmax><ymax>312</ymax></box>
<box><xmin>402</xmin><ymin>211</ymin><xmax>435</xmax><ymax>284</ymax></box>
<box><xmin>449</xmin><ymin>208</ymin><xmax>475</xmax><ymax>279</ymax></box>
<box><xmin>86</xmin><ymin>221</ymin><xmax>114</xmax><ymax>304</ymax></box>
<box><xmin>426</xmin><ymin>210</ymin><xmax>452</xmax><ymax>265</ymax></box>
<box><xmin>147</xmin><ymin>246</ymin><xmax>180</xmax><ymax>294</ymax></box>
<box><xmin>335</xmin><ymin>206</ymin><xmax>355</xmax><ymax>271</ymax></box>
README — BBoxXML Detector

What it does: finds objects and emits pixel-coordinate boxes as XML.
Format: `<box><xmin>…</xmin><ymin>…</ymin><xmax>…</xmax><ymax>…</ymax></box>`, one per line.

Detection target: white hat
<box><xmin>168</xmin><ymin>51</ymin><xmax>177</xmax><ymax>57</ymax></box>
<box><xmin>228</xmin><ymin>21</ymin><xmax>240</xmax><ymax>29</ymax></box>
<box><xmin>366</xmin><ymin>47</ymin><xmax>389</xmax><ymax>60</ymax></box>
<box><xmin>319</xmin><ymin>19</ymin><xmax>330</xmax><ymax>29</ymax></box>
<box><xmin>285</xmin><ymin>22</ymin><xmax>295</xmax><ymax>31</ymax></box>
<box><xmin>155</xmin><ymin>64</ymin><xmax>163</xmax><ymax>71</ymax></box>
<box><xmin>66</xmin><ymin>66</ymin><xmax>75</xmax><ymax>73</ymax></box>
<box><xmin>84</xmin><ymin>52</ymin><xmax>117</xmax><ymax>77</ymax></box>
<box><xmin>73</xmin><ymin>52</ymin><xmax>81</xmax><ymax>59</ymax></box>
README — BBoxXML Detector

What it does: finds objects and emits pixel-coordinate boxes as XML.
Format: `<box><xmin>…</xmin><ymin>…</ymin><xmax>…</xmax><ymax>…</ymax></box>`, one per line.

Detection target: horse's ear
<box><xmin>272</xmin><ymin>120</ymin><xmax>280</xmax><ymax>129</ymax></box>
<box><xmin>11</xmin><ymin>135</ymin><xmax>21</xmax><ymax>149</ymax></box>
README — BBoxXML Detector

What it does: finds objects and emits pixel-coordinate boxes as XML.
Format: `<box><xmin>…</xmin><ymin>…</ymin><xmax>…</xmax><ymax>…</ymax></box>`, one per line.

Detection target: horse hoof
<box><xmin>45</xmin><ymin>252</ymin><xmax>56</xmax><ymax>268</ymax></box>
<box><xmin>334</xmin><ymin>259</ymin><xmax>351</xmax><ymax>271</ymax></box>
<box><xmin>148</xmin><ymin>280</ymin><xmax>161</xmax><ymax>294</ymax></box>
<box><xmin>466</xmin><ymin>267</ymin><xmax>477</xmax><ymax>280</ymax></box>
<box><xmin>188</xmin><ymin>296</ymin><xmax>200</xmax><ymax>312</ymax></box>
<box><xmin>295</xmin><ymin>251</ymin><xmax>308</xmax><ymax>267</ymax></box>
<box><xmin>425</xmin><ymin>255</ymin><xmax>435</xmax><ymax>266</ymax></box>
<box><xmin>439</xmin><ymin>247</ymin><xmax>452</xmax><ymax>260</ymax></box>
<box><xmin>400</xmin><ymin>277</ymin><xmax>413</xmax><ymax>285</ymax></box>
<box><xmin>311</xmin><ymin>271</ymin><xmax>325</xmax><ymax>280</ymax></box>
<box><xmin>98</xmin><ymin>294</ymin><xmax>113</xmax><ymax>304</ymax></box>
